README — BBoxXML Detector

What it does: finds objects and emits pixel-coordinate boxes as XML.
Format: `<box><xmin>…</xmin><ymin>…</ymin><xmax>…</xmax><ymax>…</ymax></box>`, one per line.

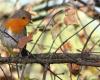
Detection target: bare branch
<box><xmin>0</xmin><ymin>53</ymin><xmax>100</xmax><ymax>67</ymax></box>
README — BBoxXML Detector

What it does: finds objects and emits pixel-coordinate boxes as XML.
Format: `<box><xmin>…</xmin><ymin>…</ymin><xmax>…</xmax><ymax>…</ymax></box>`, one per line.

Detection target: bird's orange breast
<box><xmin>4</xmin><ymin>18</ymin><xmax>29</xmax><ymax>34</ymax></box>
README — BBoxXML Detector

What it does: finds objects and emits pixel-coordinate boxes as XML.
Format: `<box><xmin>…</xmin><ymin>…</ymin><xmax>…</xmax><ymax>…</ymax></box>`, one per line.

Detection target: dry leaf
<box><xmin>51</xmin><ymin>21</ymin><xmax>62</xmax><ymax>40</ymax></box>
<box><xmin>64</xmin><ymin>7</ymin><xmax>78</xmax><ymax>25</ymax></box>
<box><xmin>48</xmin><ymin>8</ymin><xmax>60</xmax><ymax>16</ymax></box>
<box><xmin>0</xmin><ymin>43</ymin><xmax>9</xmax><ymax>57</ymax></box>
<box><xmin>0</xmin><ymin>51</ymin><xmax>9</xmax><ymax>57</ymax></box>
<box><xmin>64</xmin><ymin>15</ymin><xmax>78</xmax><ymax>25</ymax></box>
<box><xmin>43</xmin><ymin>9</ymin><xmax>61</xmax><ymax>27</ymax></box>
<box><xmin>80</xmin><ymin>6</ymin><xmax>88</xmax><ymax>12</ymax></box>
<box><xmin>25</xmin><ymin>4</ymin><xmax>38</xmax><ymax>16</ymax></box>
<box><xmin>68</xmin><ymin>63</ymin><xmax>81</xmax><ymax>76</ymax></box>
<box><xmin>43</xmin><ymin>18</ymin><xmax>52</xmax><ymax>26</ymax></box>
<box><xmin>79</xmin><ymin>33</ymin><xmax>86</xmax><ymax>43</ymax></box>
<box><xmin>86</xmin><ymin>9</ymin><xmax>96</xmax><ymax>17</ymax></box>
<box><xmin>57</xmin><ymin>42</ymin><xmax>72</xmax><ymax>53</ymax></box>
<box><xmin>79</xmin><ymin>5</ymin><xmax>96</xmax><ymax>17</ymax></box>
<box><xmin>17</xmin><ymin>31</ymin><xmax>33</xmax><ymax>49</ymax></box>
<box><xmin>65</xmin><ymin>7</ymin><xmax>76</xmax><ymax>15</ymax></box>
<box><xmin>63</xmin><ymin>42</ymin><xmax>72</xmax><ymax>51</ymax></box>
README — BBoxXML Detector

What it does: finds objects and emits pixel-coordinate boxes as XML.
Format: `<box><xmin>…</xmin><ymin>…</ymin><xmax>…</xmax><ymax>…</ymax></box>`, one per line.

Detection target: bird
<box><xmin>0</xmin><ymin>9</ymin><xmax>32</xmax><ymax>57</ymax></box>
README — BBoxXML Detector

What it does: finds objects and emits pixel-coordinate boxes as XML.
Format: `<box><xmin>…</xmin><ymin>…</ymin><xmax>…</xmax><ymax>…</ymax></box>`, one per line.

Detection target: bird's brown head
<box><xmin>4</xmin><ymin>10</ymin><xmax>31</xmax><ymax>34</ymax></box>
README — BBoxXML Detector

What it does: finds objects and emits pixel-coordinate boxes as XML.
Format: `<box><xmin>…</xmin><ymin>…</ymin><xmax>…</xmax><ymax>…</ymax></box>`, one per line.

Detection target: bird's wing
<box><xmin>0</xmin><ymin>25</ymin><xmax>26</xmax><ymax>49</ymax></box>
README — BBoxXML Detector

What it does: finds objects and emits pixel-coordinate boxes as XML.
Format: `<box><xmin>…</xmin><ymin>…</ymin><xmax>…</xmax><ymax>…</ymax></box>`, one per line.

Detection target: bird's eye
<box><xmin>22</xmin><ymin>16</ymin><xmax>26</xmax><ymax>19</ymax></box>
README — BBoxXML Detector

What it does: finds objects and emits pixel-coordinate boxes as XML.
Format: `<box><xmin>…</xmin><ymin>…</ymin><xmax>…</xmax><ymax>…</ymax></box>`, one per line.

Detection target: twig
<box><xmin>0</xmin><ymin>66</ymin><xmax>8</xmax><ymax>80</ymax></box>
<box><xmin>55</xmin><ymin>19</ymin><xmax>96</xmax><ymax>52</ymax></box>
<box><xmin>81</xmin><ymin>23</ymin><xmax>100</xmax><ymax>52</ymax></box>
<box><xmin>30</xmin><ymin>9</ymin><xmax>63</xmax><ymax>53</ymax></box>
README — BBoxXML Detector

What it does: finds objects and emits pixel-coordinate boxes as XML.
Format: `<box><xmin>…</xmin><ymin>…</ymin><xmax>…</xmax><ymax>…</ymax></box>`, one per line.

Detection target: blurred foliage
<box><xmin>0</xmin><ymin>0</ymin><xmax>100</xmax><ymax>80</ymax></box>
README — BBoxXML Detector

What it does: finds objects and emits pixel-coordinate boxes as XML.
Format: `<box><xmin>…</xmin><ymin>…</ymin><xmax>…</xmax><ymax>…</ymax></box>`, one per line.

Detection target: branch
<box><xmin>31</xmin><ymin>0</ymin><xmax>100</xmax><ymax>21</ymax></box>
<box><xmin>0</xmin><ymin>53</ymin><xmax>100</xmax><ymax>67</ymax></box>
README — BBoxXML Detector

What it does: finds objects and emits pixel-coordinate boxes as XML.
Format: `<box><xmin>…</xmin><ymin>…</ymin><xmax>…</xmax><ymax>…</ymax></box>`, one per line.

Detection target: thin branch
<box><xmin>55</xmin><ymin>19</ymin><xmax>96</xmax><ymax>52</ymax></box>
<box><xmin>31</xmin><ymin>0</ymin><xmax>100</xmax><ymax>22</ymax></box>
<box><xmin>0</xmin><ymin>66</ymin><xmax>8</xmax><ymax>80</ymax></box>
<box><xmin>82</xmin><ymin>23</ymin><xmax>100</xmax><ymax>52</ymax></box>
<box><xmin>48</xmin><ymin>67</ymin><xmax>63</xmax><ymax>80</ymax></box>
<box><xmin>42</xmin><ymin>64</ymin><xmax>48</xmax><ymax>80</ymax></box>
<box><xmin>30</xmin><ymin>9</ymin><xmax>63</xmax><ymax>53</ymax></box>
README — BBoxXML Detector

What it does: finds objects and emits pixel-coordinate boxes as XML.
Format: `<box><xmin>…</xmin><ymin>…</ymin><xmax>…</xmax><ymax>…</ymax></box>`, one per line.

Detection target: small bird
<box><xmin>0</xmin><ymin>9</ymin><xmax>31</xmax><ymax>57</ymax></box>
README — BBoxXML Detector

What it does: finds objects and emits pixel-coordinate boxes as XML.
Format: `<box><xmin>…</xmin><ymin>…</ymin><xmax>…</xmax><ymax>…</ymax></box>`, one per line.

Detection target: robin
<box><xmin>0</xmin><ymin>9</ymin><xmax>31</xmax><ymax>57</ymax></box>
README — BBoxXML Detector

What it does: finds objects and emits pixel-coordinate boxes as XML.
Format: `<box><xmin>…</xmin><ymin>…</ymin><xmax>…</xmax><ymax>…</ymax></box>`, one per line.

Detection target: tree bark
<box><xmin>0</xmin><ymin>53</ymin><xmax>100</xmax><ymax>67</ymax></box>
